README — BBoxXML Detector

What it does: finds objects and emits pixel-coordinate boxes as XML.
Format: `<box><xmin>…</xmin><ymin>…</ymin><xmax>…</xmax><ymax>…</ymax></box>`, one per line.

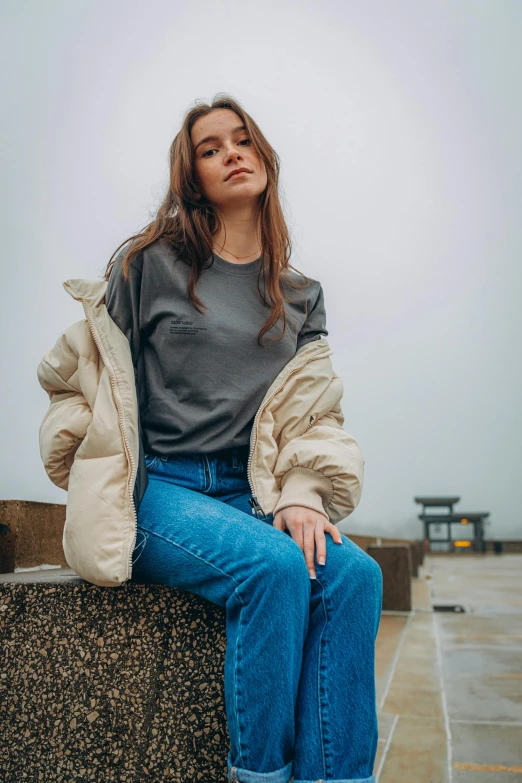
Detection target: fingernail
<box><xmin>318</xmin><ymin>557</ymin><xmax>325</xmax><ymax>565</ymax></box>
<box><xmin>309</xmin><ymin>571</ymin><xmax>317</xmax><ymax>579</ymax></box>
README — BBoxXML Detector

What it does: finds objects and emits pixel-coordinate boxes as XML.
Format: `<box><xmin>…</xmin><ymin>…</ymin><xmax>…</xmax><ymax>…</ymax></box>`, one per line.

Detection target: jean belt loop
<box><xmin>232</xmin><ymin>447</ymin><xmax>238</xmax><ymax>471</ymax></box>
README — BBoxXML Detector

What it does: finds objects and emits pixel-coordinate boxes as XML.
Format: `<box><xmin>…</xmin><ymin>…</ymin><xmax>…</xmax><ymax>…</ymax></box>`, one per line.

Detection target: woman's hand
<box><xmin>273</xmin><ymin>505</ymin><xmax>343</xmax><ymax>579</ymax></box>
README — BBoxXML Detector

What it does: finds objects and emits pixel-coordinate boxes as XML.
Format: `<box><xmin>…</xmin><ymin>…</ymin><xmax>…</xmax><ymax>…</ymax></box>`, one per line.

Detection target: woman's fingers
<box><xmin>327</xmin><ymin>522</ymin><xmax>343</xmax><ymax>545</ymax></box>
<box><xmin>315</xmin><ymin>525</ymin><xmax>327</xmax><ymax>567</ymax></box>
<box><xmin>303</xmin><ymin>517</ymin><xmax>317</xmax><ymax>578</ymax></box>
<box><xmin>315</xmin><ymin>523</ymin><xmax>344</xmax><ymax>570</ymax></box>
<box><xmin>273</xmin><ymin>507</ymin><xmax>343</xmax><ymax>578</ymax></box>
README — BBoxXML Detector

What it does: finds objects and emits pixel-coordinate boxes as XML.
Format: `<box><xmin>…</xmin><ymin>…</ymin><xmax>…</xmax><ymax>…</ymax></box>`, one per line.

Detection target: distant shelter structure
<box><xmin>414</xmin><ymin>496</ymin><xmax>489</xmax><ymax>553</ymax></box>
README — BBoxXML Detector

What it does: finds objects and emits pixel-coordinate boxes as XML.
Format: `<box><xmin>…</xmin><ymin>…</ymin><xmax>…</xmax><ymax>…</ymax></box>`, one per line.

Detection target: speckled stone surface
<box><xmin>0</xmin><ymin>578</ymin><xmax>230</xmax><ymax>782</ymax></box>
<box><xmin>367</xmin><ymin>545</ymin><xmax>412</xmax><ymax>612</ymax></box>
<box><xmin>0</xmin><ymin>500</ymin><xmax>68</xmax><ymax>572</ymax></box>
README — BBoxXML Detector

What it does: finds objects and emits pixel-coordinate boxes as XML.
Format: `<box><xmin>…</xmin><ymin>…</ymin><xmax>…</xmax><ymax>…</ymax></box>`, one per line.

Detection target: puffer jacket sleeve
<box><xmin>271</xmin><ymin>396</ymin><xmax>365</xmax><ymax>525</ymax></box>
<box><xmin>37</xmin><ymin>326</ymin><xmax>94</xmax><ymax>491</ymax></box>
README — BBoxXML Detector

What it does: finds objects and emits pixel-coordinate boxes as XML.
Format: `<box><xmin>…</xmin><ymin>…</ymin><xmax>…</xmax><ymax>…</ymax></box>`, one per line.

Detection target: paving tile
<box><xmin>382</xmin><ymin>684</ymin><xmax>443</xmax><ymax>719</ymax></box>
<box><xmin>378</xmin><ymin>716</ymin><xmax>448</xmax><ymax>783</ymax></box>
<box><xmin>389</xmin><ymin>668</ymin><xmax>440</xmax><ymax>692</ymax></box>
<box><xmin>375</xmin><ymin>615</ymin><xmax>407</xmax><ymax>706</ymax></box>
<box><xmin>377</xmin><ymin>712</ymin><xmax>397</xmax><ymax>742</ymax></box>
<box><xmin>380</xmin><ymin>611</ymin><xmax>444</xmax><ymax>718</ymax></box>
<box><xmin>411</xmin><ymin>576</ymin><xmax>432</xmax><ymax>611</ymax></box>
<box><xmin>390</xmin><ymin>649</ymin><xmax>440</xmax><ymax>689</ymax></box>
<box><xmin>451</xmin><ymin>720</ymin><xmax>522</xmax><ymax>767</ymax></box>
<box><xmin>437</xmin><ymin>613</ymin><xmax>522</xmax><ymax>638</ymax></box>
<box><xmin>444</xmin><ymin>677</ymin><xmax>522</xmax><ymax>722</ymax></box>
<box><xmin>441</xmin><ymin>647</ymin><xmax>522</xmax><ymax>678</ymax></box>
<box><xmin>408</xmin><ymin>616</ymin><xmax>436</xmax><ymax>631</ymax></box>
<box><xmin>397</xmin><ymin>632</ymin><xmax>438</xmax><ymax>655</ymax></box>
<box><xmin>453</xmin><ymin>768</ymin><xmax>522</xmax><ymax>783</ymax></box>
<box><xmin>375</xmin><ymin>615</ymin><xmax>407</xmax><ymax>679</ymax></box>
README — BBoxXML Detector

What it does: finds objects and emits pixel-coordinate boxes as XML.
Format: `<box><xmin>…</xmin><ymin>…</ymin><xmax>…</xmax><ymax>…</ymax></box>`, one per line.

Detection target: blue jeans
<box><xmin>131</xmin><ymin>444</ymin><xmax>382</xmax><ymax>783</ymax></box>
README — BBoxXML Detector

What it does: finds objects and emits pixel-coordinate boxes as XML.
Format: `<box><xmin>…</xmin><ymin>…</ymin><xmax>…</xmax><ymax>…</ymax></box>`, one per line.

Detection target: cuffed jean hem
<box><xmin>227</xmin><ymin>757</ymin><xmax>293</xmax><ymax>783</ymax></box>
<box><xmin>293</xmin><ymin>777</ymin><xmax>376</xmax><ymax>783</ymax></box>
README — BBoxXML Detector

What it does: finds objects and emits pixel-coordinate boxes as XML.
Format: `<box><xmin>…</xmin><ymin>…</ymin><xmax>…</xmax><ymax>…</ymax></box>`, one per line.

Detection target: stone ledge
<box><xmin>0</xmin><ymin>566</ymin><xmax>80</xmax><ymax>583</ymax></box>
<box><xmin>0</xmin><ymin>500</ymin><xmax>68</xmax><ymax>573</ymax></box>
<box><xmin>0</xmin><ymin>578</ymin><xmax>230</xmax><ymax>782</ymax></box>
<box><xmin>367</xmin><ymin>545</ymin><xmax>412</xmax><ymax>612</ymax></box>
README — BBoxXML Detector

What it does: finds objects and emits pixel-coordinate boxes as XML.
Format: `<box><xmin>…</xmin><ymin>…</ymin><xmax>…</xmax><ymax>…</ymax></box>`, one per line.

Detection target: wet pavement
<box><xmin>373</xmin><ymin>554</ymin><xmax>522</xmax><ymax>782</ymax></box>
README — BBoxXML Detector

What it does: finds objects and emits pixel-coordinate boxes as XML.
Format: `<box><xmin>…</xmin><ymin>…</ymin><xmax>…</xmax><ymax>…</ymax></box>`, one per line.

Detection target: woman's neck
<box><xmin>212</xmin><ymin>206</ymin><xmax>261</xmax><ymax>264</ymax></box>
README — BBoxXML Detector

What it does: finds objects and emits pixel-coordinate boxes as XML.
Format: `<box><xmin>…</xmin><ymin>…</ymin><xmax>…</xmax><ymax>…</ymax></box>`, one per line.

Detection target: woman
<box><xmin>37</xmin><ymin>95</ymin><xmax>382</xmax><ymax>783</ymax></box>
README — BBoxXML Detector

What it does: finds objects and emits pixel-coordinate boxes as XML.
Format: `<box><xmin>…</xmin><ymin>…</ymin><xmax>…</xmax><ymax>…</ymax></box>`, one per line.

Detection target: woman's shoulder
<box><xmin>111</xmin><ymin>236</ymin><xmax>181</xmax><ymax>274</ymax></box>
<box><xmin>281</xmin><ymin>267</ymin><xmax>323</xmax><ymax>306</ymax></box>
<box><xmin>142</xmin><ymin>236</ymin><xmax>180</xmax><ymax>262</ymax></box>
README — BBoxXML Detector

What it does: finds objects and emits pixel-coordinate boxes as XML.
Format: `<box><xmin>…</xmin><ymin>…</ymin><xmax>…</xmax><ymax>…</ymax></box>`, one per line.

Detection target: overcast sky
<box><xmin>2</xmin><ymin>0</ymin><xmax>521</xmax><ymax>541</ymax></box>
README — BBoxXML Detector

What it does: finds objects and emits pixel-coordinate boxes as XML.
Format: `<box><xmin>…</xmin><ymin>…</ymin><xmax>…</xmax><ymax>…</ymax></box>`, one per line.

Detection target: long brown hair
<box><xmin>103</xmin><ymin>93</ymin><xmax>312</xmax><ymax>346</ymax></box>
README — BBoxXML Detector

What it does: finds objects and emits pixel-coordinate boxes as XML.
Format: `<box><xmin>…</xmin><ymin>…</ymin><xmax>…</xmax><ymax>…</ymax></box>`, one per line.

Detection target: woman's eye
<box><xmin>202</xmin><ymin>139</ymin><xmax>251</xmax><ymax>158</ymax></box>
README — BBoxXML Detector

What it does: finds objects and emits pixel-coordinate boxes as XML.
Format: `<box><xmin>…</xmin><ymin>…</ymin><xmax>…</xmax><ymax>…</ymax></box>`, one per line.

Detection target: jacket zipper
<box><xmin>246</xmin><ymin>344</ymin><xmax>329</xmax><ymax>519</ymax></box>
<box><xmin>81</xmin><ymin>302</ymin><xmax>138</xmax><ymax>582</ymax></box>
<box><xmin>305</xmin><ymin>414</ymin><xmax>315</xmax><ymax>432</ymax></box>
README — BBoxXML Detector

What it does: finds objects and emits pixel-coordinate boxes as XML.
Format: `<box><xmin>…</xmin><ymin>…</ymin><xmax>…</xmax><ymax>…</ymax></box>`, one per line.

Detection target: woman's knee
<box><xmin>262</xmin><ymin>534</ymin><xmax>311</xmax><ymax>592</ymax></box>
<box><xmin>338</xmin><ymin>539</ymin><xmax>383</xmax><ymax>601</ymax></box>
<box><xmin>359</xmin><ymin>550</ymin><xmax>383</xmax><ymax>596</ymax></box>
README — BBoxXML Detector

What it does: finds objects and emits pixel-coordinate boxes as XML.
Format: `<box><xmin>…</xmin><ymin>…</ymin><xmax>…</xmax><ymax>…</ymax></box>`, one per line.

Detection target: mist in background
<box><xmin>2</xmin><ymin>0</ymin><xmax>520</xmax><ymax>540</ymax></box>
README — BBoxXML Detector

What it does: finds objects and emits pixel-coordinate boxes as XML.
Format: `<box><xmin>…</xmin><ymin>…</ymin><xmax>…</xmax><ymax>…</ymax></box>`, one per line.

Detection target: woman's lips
<box><xmin>228</xmin><ymin>171</ymin><xmax>249</xmax><ymax>179</ymax></box>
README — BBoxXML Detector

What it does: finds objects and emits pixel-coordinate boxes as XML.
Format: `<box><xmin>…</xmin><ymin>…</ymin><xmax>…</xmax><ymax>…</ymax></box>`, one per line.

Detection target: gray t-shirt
<box><xmin>105</xmin><ymin>237</ymin><xmax>327</xmax><ymax>456</ymax></box>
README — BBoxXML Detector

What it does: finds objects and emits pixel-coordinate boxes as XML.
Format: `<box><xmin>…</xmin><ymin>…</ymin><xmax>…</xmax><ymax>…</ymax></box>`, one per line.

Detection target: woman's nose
<box><xmin>224</xmin><ymin>147</ymin><xmax>242</xmax><ymax>163</ymax></box>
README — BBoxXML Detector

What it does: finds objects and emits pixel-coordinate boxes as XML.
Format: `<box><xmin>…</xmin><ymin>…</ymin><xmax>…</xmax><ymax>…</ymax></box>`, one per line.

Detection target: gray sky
<box><xmin>2</xmin><ymin>0</ymin><xmax>521</xmax><ymax>540</ymax></box>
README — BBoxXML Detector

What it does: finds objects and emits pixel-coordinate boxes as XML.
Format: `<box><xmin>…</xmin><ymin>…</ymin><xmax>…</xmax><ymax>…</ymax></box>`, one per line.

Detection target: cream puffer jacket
<box><xmin>37</xmin><ymin>277</ymin><xmax>365</xmax><ymax>588</ymax></box>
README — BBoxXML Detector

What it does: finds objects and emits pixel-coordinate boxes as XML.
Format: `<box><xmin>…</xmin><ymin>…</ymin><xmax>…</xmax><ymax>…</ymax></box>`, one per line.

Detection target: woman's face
<box><xmin>191</xmin><ymin>109</ymin><xmax>268</xmax><ymax>210</ymax></box>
